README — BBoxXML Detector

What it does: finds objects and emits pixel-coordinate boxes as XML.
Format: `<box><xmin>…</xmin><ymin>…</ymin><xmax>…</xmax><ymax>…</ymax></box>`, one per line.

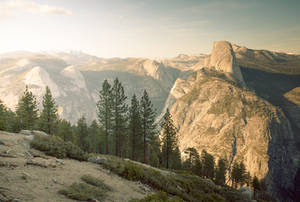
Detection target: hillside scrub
<box><xmin>130</xmin><ymin>191</ymin><xmax>183</xmax><ymax>202</ymax></box>
<box><xmin>59</xmin><ymin>175</ymin><xmax>113</xmax><ymax>201</ymax></box>
<box><xmin>30</xmin><ymin>134</ymin><xmax>88</xmax><ymax>161</ymax></box>
<box><xmin>58</xmin><ymin>182</ymin><xmax>106</xmax><ymax>201</ymax></box>
<box><xmin>101</xmin><ymin>155</ymin><xmax>244</xmax><ymax>202</ymax></box>
<box><xmin>81</xmin><ymin>175</ymin><xmax>112</xmax><ymax>191</ymax></box>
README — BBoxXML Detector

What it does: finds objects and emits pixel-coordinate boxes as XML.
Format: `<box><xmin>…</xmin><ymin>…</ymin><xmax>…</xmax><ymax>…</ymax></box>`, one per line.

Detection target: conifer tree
<box><xmin>183</xmin><ymin>147</ymin><xmax>200</xmax><ymax>170</ymax></box>
<box><xmin>215</xmin><ymin>158</ymin><xmax>227</xmax><ymax>185</ymax></box>
<box><xmin>148</xmin><ymin>135</ymin><xmax>161</xmax><ymax>167</ymax></box>
<box><xmin>239</xmin><ymin>162</ymin><xmax>247</xmax><ymax>187</ymax></box>
<box><xmin>129</xmin><ymin>94</ymin><xmax>142</xmax><ymax>161</ymax></box>
<box><xmin>88</xmin><ymin>120</ymin><xmax>102</xmax><ymax>153</ymax></box>
<box><xmin>231</xmin><ymin>161</ymin><xmax>240</xmax><ymax>188</ymax></box>
<box><xmin>252</xmin><ymin>176</ymin><xmax>261</xmax><ymax>197</ymax></box>
<box><xmin>140</xmin><ymin>90</ymin><xmax>156</xmax><ymax>164</ymax></box>
<box><xmin>111</xmin><ymin>78</ymin><xmax>127</xmax><ymax>157</ymax></box>
<box><xmin>5</xmin><ymin>109</ymin><xmax>19</xmax><ymax>132</ymax></box>
<box><xmin>16</xmin><ymin>86</ymin><xmax>38</xmax><ymax>131</ymax></box>
<box><xmin>76</xmin><ymin>116</ymin><xmax>89</xmax><ymax>151</ymax></box>
<box><xmin>245</xmin><ymin>171</ymin><xmax>251</xmax><ymax>187</ymax></box>
<box><xmin>0</xmin><ymin>100</ymin><xmax>7</xmax><ymax>130</ymax></box>
<box><xmin>170</xmin><ymin>146</ymin><xmax>182</xmax><ymax>169</ymax></box>
<box><xmin>161</xmin><ymin>109</ymin><xmax>178</xmax><ymax>169</ymax></box>
<box><xmin>201</xmin><ymin>149</ymin><xmax>215</xmax><ymax>179</ymax></box>
<box><xmin>231</xmin><ymin>161</ymin><xmax>248</xmax><ymax>188</ymax></box>
<box><xmin>39</xmin><ymin>86</ymin><xmax>58</xmax><ymax>135</ymax></box>
<box><xmin>57</xmin><ymin>119</ymin><xmax>73</xmax><ymax>142</ymax></box>
<box><xmin>97</xmin><ymin>79</ymin><xmax>112</xmax><ymax>154</ymax></box>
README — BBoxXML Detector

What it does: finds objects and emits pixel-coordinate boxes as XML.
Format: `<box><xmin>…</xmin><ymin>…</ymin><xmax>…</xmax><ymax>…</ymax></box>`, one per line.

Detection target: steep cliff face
<box><xmin>155</xmin><ymin>41</ymin><xmax>300</xmax><ymax>201</ymax></box>
<box><xmin>205</xmin><ymin>41</ymin><xmax>245</xmax><ymax>85</ymax></box>
<box><xmin>169</xmin><ymin>70</ymin><xmax>300</xmax><ymax>200</ymax></box>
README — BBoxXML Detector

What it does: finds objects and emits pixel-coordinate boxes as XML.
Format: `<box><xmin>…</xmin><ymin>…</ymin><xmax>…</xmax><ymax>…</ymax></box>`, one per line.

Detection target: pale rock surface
<box><xmin>168</xmin><ymin>70</ymin><xmax>300</xmax><ymax>200</ymax></box>
<box><xmin>25</xmin><ymin>66</ymin><xmax>61</xmax><ymax>98</ymax></box>
<box><xmin>206</xmin><ymin>41</ymin><xmax>245</xmax><ymax>85</ymax></box>
<box><xmin>60</xmin><ymin>66</ymin><xmax>88</xmax><ymax>92</ymax></box>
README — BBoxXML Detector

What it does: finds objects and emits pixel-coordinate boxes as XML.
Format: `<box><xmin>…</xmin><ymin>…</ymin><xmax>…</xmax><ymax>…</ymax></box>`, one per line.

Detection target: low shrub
<box><xmin>81</xmin><ymin>175</ymin><xmax>112</xmax><ymax>191</ymax></box>
<box><xmin>30</xmin><ymin>135</ymin><xmax>87</xmax><ymax>161</ymax></box>
<box><xmin>30</xmin><ymin>135</ymin><xmax>66</xmax><ymax>158</ymax></box>
<box><xmin>58</xmin><ymin>183</ymin><xmax>105</xmax><ymax>201</ymax></box>
<box><xmin>64</xmin><ymin>141</ymin><xmax>88</xmax><ymax>161</ymax></box>
<box><xmin>102</xmin><ymin>156</ymin><xmax>244</xmax><ymax>202</ymax></box>
<box><xmin>130</xmin><ymin>191</ymin><xmax>183</xmax><ymax>202</ymax></box>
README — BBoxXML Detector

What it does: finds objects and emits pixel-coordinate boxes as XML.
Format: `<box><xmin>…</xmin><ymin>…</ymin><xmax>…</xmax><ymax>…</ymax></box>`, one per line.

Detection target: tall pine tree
<box><xmin>111</xmin><ymin>78</ymin><xmax>127</xmax><ymax>157</ymax></box>
<box><xmin>183</xmin><ymin>147</ymin><xmax>200</xmax><ymax>171</ymax></box>
<box><xmin>161</xmin><ymin>108</ymin><xmax>179</xmax><ymax>169</ymax></box>
<box><xmin>97</xmin><ymin>79</ymin><xmax>112</xmax><ymax>154</ymax></box>
<box><xmin>231</xmin><ymin>161</ymin><xmax>240</xmax><ymax>188</ymax></box>
<box><xmin>39</xmin><ymin>86</ymin><xmax>58</xmax><ymax>135</ymax></box>
<box><xmin>88</xmin><ymin>120</ymin><xmax>102</xmax><ymax>153</ymax></box>
<box><xmin>129</xmin><ymin>94</ymin><xmax>142</xmax><ymax>161</ymax></box>
<box><xmin>201</xmin><ymin>149</ymin><xmax>215</xmax><ymax>179</ymax></box>
<box><xmin>140</xmin><ymin>90</ymin><xmax>156</xmax><ymax>164</ymax></box>
<box><xmin>76</xmin><ymin>116</ymin><xmax>89</xmax><ymax>151</ymax></box>
<box><xmin>57</xmin><ymin>119</ymin><xmax>73</xmax><ymax>142</ymax></box>
<box><xmin>215</xmin><ymin>158</ymin><xmax>227</xmax><ymax>185</ymax></box>
<box><xmin>16</xmin><ymin>86</ymin><xmax>38</xmax><ymax>131</ymax></box>
<box><xmin>0</xmin><ymin>100</ymin><xmax>7</xmax><ymax>130</ymax></box>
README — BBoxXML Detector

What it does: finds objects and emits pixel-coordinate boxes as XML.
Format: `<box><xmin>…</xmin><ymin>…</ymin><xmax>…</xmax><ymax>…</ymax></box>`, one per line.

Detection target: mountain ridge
<box><xmin>0</xmin><ymin>41</ymin><xmax>300</xmax><ymax>200</ymax></box>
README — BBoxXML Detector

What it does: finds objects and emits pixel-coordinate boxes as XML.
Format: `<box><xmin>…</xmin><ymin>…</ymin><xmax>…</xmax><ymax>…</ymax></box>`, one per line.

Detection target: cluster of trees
<box><xmin>0</xmin><ymin>86</ymin><xmax>100</xmax><ymax>153</ymax></box>
<box><xmin>0</xmin><ymin>79</ymin><xmax>263</xmax><ymax>193</ymax></box>
<box><xmin>97</xmin><ymin>78</ymin><xmax>181</xmax><ymax>168</ymax></box>
<box><xmin>182</xmin><ymin>147</ymin><xmax>262</xmax><ymax>191</ymax></box>
<box><xmin>0</xmin><ymin>78</ymin><xmax>182</xmax><ymax>170</ymax></box>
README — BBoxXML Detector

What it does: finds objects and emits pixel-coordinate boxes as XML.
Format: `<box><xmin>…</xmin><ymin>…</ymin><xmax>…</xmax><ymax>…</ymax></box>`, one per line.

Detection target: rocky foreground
<box><xmin>0</xmin><ymin>131</ymin><xmax>258</xmax><ymax>202</ymax></box>
<box><xmin>0</xmin><ymin>131</ymin><xmax>152</xmax><ymax>202</ymax></box>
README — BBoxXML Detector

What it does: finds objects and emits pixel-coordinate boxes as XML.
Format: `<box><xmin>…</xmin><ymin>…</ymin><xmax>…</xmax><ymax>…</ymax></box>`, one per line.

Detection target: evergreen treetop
<box><xmin>140</xmin><ymin>89</ymin><xmax>157</xmax><ymax>163</ymax></box>
<box><xmin>39</xmin><ymin>86</ymin><xmax>58</xmax><ymax>134</ymax></box>
<box><xmin>16</xmin><ymin>86</ymin><xmax>38</xmax><ymax>131</ymax></box>
<box><xmin>161</xmin><ymin>108</ymin><xmax>179</xmax><ymax>169</ymax></box>
<box><xmin>97</xmin><ymin>79</ymin><xmax>112</xmax><ymax>154</ymax></box>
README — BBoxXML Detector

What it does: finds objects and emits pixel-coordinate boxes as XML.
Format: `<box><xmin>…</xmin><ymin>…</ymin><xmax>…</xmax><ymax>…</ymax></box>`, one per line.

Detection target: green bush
<box><xmin>30</xmin><ymin>135</ymin><xmax>87</xmax><ymax>161</ymax></box>
<box><xmin>101</xmin><ymin>157</ymin><xmax>242</xmax><ymax>201</ymax></box>
<box><xmin>30</xmin><ymin>135</ymin><xmax>66</xmax><ymax>158</ymax></box>
<box><xmin>81</xmin><ymin>175</ymin><xmax>112</xmax><ymax>191</ymax></box>
<box><xmin>122</xmin><ymin>161</ymin><xmax>143</xmax><ymax>181</ymax></box>
<box><xmin>64</xmin><ymin>141</ymin><xmax>88</xmax><ymax>161</ymax></box>
<box><xmin>130</xmin><ymin>191</ymin><xmax>183</xmax><ymax>202</ymax></box>
<box><xmin>58</xmin><ymin>183</ymin><xmax>105</xmax><ymax>201</ymax></box>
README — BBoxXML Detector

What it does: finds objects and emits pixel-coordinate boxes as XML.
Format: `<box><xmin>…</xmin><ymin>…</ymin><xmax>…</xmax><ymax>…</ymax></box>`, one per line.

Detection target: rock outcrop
<box><xmin>205</xmin><ymin>41</ymin><xmax>245</xmax><ymax>85</ymax></box>
<box><xmin>168</xmin><ymin>70</ymin><xmax>300</xmax><ymax>201</ymax></box>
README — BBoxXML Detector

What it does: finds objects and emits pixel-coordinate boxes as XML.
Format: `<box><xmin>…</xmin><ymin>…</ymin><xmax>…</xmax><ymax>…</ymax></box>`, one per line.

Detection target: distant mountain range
<box><xmin>0</xmin><ymin>41</ymin><xmax>300</xmax><ymax>201</ymax></box>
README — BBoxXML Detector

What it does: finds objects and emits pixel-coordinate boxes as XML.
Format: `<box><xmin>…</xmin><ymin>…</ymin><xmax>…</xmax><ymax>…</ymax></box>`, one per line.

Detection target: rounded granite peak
<box><xmin>207</xmin><ymin>40</ymin><xmax>245</xmax><ymax>85</ymax></box>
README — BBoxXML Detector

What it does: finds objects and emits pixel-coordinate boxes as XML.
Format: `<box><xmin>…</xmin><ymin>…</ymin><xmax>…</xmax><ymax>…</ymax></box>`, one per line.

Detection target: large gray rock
<box><xmin>19</xmin><ymin>130</ymin><xmax>32</xmax><ymax>136</ymax></box>
<box><xmin>88</xmin><ymin>156</ymin><xmax>107</xmax><ymax>164</ymax></box>
<box><xmin>20</xmin><ymin>130</ymin><xmax>48</xmax><ymax>136</ymax></box>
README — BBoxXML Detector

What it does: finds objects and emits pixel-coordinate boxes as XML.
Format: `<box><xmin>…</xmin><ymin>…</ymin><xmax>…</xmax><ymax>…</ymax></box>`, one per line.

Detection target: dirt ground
<box><xmin>0</xmin><ymin>131</ymin><xmax>153</xmax><ymax>202</ymax></box>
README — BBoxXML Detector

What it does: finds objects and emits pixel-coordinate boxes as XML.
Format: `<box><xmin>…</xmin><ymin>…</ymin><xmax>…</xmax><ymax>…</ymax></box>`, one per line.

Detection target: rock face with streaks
<box><xmin>205</xmin><ymin>41</ymin><xmax>245</xmax><ymax>85</ymax></box>
<box><xmin>168</xmin><ymin>70</ymin><xmax>300</xmax><ymax>201</ymax></box>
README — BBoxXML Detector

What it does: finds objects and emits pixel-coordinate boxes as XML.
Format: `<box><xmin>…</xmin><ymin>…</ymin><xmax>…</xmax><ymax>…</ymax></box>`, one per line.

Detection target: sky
<box><xmin>0</xmin><ymin>0</ymin><xmax>300</xmax><ymax>58</ymax></box>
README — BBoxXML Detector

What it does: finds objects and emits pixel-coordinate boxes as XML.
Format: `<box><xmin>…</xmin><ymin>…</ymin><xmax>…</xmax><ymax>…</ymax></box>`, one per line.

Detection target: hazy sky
<box><xmin>0</xmin><ymin>0</ymin><xmax>300</xmax><ymax>58</ymax></box>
